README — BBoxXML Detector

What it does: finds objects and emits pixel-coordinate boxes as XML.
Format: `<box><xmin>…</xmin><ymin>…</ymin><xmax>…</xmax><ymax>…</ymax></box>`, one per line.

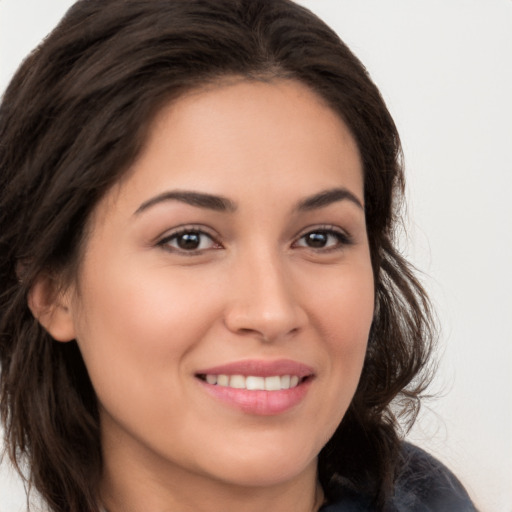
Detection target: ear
<box><xmin>27</xmin><ymin>274</ymin><xmax>76</xmax><ymax>342</ymax></box>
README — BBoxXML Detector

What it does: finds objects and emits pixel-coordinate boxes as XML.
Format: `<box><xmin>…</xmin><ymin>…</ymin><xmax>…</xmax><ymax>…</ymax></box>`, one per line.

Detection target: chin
<box><xmin>199</xmin><ymin>442</ymin><xmax>320</xmax><ymax>488</ymax></box>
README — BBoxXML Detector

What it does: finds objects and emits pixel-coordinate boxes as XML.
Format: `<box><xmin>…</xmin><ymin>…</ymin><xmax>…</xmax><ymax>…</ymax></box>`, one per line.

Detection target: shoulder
<box><xmin>320</xmin><ymin>442</ymin><xmax>477</xmax><ymax>512</ymax></box>
<box><xmin>390</xmin><ymin>442</ymin><xmax>477</xmax><ymax>511</ymax></box>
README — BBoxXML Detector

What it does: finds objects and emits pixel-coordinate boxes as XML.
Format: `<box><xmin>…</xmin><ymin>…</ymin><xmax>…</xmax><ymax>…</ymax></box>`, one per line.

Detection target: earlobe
<box><xmin>27</xmin><ymin>275</ymin><xmax>76</xmax><ymax>342</ymax></box>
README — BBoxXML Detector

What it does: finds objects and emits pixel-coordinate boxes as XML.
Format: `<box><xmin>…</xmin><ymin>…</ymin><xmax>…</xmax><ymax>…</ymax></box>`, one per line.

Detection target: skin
<box><xmin>35</xmin><ymin>79</ymin><xmax>375</xmax><ymax>512</ymax></box>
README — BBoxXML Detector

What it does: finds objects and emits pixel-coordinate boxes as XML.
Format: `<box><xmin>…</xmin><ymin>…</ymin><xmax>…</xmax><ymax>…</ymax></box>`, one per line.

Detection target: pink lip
<box><xmin>195</xmin><ymin>359</ymin><xmax>315</xmax><ymax>416</ymax></box>
<box><xmin>195</xmin><ymin>359</ymin><xmax>315</xmax><ymax>378</ymax></box>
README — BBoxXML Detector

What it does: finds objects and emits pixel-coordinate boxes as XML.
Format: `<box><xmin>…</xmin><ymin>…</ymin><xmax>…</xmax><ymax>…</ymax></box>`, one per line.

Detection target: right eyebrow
<box><xmin>133</xmin><ymin>190</ymin><xmax>237</xmax><ymax>216</ymax></box>
<box><xmin>295</xmin><ymin>187</ymin><xmax>364</xmax><ymax>212</ymax></box>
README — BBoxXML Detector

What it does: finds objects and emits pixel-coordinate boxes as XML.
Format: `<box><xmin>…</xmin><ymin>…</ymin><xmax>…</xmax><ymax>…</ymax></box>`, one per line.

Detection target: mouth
<box><xmin>194</xmin><ymin>359</ymin><xmax>315</xmax><ymax>415</ymax></box>
<box><xmin>196</xmin><ymin>373</ymin><xmax>310</xmax><ymax>390</ymax></box>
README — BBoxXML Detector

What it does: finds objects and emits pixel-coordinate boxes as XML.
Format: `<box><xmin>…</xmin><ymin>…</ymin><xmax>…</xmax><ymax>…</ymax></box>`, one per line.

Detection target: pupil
<box><xmin>178</xmin><ymin>232</ymin><xmax>200</xmax><ymax>250</ymax></box>
<box><xmin>307</xmin><ymin>232</ymin><xmax>327</xmax><ymax>248</ymax></box>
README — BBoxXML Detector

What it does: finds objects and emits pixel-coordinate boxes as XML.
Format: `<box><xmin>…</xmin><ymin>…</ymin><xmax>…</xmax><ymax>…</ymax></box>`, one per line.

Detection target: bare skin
<box><xmin>33</xmin><ymin>79</ymin><xmax>373</xmax><ymax>512</ymax></box>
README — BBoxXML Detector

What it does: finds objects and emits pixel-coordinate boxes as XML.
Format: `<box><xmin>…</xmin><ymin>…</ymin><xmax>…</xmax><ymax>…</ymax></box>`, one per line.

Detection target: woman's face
<box><xmin>63</xmin><ymin>80</ymin><xmax>374</xmax><ymax>493</ymax></box>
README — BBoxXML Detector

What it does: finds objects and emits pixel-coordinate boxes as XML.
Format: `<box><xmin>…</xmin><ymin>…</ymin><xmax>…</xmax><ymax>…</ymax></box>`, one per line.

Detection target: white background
<box><xmin>1</xmin><ymin>1</ymin><xmax>511</xmax><ymax>511</ymax></box>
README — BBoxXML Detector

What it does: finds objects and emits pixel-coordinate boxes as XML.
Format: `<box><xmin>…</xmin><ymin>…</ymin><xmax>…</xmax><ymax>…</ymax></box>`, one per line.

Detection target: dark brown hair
<box><xmin>0</xmin><ymin>1</ymin><xmax>435</xmax><ymax>510</ymax></box>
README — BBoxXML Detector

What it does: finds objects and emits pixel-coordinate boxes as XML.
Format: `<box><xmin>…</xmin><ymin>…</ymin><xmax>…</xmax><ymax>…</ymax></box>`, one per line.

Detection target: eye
<box><xmin>294</xmin><ymin>227</ymin><xmax>351</xmax><ymax>250</ymax></box>
<box><xmin>158</xmin><ymin>228</ymin><xmax>221</xmax><ymax>253</ymax></box>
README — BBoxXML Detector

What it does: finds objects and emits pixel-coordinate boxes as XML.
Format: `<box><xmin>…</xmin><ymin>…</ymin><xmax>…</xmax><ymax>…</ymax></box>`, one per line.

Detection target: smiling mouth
<box><xmin>195</xmin><ymin>361</ymin><xmax>314</xmax><ymax>414</ymax></box>
<box><xmin>196</xmin><ymin>374</ymin><xmax>310</xmax><ymax>391</ymax></box>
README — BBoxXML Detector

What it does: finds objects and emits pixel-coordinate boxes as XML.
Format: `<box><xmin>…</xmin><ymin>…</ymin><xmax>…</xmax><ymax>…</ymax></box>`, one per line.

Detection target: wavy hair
<box><xmin>0</xmin><ymin>1</ymin><xmax>435</xmax><ymax>510</ymax></box>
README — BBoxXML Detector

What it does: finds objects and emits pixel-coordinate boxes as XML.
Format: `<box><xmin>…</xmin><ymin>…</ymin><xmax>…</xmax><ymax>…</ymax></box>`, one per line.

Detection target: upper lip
<box><xmin>195</xmin><ymin>359</ymin><xmax>315</xmax><ymax>378</ymax></box>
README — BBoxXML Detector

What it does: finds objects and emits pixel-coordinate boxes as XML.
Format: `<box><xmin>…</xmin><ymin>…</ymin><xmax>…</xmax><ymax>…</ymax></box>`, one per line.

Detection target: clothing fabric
<box><xmin>319</xmin><ymin>443</ymin><xmax>477</xmax><ymax>511</ymax></box>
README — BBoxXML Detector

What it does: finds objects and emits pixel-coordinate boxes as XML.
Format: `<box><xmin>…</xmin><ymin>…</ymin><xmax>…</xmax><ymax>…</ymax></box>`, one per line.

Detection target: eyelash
<box><xmin>157</xmin><ymin>226</ymin><xmax>221</xmax><ymax>254</ymax></box>
<box><xmin>157</xmin><ymin>225</ymin><xmax>353</xmax><ymax>254</ymax></box>
<box><xmin>293</xmin><ymin>225</ymin><xmax>353</xmax><ymax>252</ymax></box>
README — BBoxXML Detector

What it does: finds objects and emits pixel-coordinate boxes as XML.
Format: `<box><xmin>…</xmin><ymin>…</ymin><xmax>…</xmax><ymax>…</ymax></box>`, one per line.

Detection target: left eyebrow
<box><xmin>295</xmin><ymin>187</ymin><xmax>364</xmax><ymax>212</ymax></box>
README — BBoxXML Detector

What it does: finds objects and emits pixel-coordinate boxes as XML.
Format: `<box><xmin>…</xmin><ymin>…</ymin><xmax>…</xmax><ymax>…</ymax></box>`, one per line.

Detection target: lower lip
<box><xmin>198</xmin><ymin>378</ymin><xmax>312</xmax><ymax>416</ymax></box>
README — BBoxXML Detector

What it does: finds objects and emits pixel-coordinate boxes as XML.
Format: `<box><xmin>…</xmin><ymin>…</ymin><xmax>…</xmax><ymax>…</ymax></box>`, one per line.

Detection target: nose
<box><xmin>223</xmin><ymin>248</ymin><xmax>307</xmax><ymax>342</ymax></box>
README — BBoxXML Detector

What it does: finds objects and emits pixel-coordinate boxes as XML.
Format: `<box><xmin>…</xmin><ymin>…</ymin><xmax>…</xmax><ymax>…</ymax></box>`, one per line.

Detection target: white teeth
<box><xmin>204</xmin><ymin>374</ymin><xmax>303</xmax><ymax>390</ymax></box>
<box><xmin>264</xmin><ymin>376</ymin><xmax>281</xmax><ymax>391</ymax></box>
<box><xmin>246</xmin><ymin>376</ymin><xmax>265</xmax><ymax>390</ymax></box>
<box><xmin>217</xmin><ymin>374</ymin><xmax>229</xmax><ymax>387</ymax></box>
<box><xmin>229</xmin><ymin>375</ymin><xmax>245</xmax><ymax>389</ymax></box>
<box><xmin>206</xmin><ymin>374</ymin><xmax>217</xmax><ymax>385</ymax></box>
<box><xmin>280</xmin><ymin>375</ymin><xmax>291</xmax><ymax>389</ymax></box>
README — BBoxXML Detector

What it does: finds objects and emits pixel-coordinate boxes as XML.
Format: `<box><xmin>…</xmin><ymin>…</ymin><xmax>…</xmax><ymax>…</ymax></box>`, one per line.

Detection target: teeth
<box><xmin>229</xmin><ymin>375</ymin><xmax>245</xmax><ymax>389</ymax></box>
<box><xmin>246</xmin><ymin>376</ymin><xmax>265</xmax><ymax>390</ymax></box>
<box><xmin>203</xmin><ymin>374</ymin><xmax>303</xmax><ymax>390</ymax></box>
<box><xmin>206</xmin><ymin>374</ymin><xmax>217</xmax><ymax>385</ymax></box>
<box><xmin>265</xmin><ymin>375</ymin><xmax>281</xmax><ymax>391</ymax></box>
<box><xmin>217</xmin><ymin>374</ymin><xmax>229</xmax><ymax>387</ymax></box>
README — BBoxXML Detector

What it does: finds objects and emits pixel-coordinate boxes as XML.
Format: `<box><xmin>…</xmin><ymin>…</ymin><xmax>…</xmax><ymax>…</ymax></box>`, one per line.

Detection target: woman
<box><xmin>0</xmin><ymin>1</ymin><xmax>476</xmax><ymax>511</ymax></box>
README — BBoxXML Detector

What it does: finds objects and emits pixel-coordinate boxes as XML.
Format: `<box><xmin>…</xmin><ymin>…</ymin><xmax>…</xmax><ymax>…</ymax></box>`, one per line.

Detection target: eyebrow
<box><xmin>134</xmin><ymin>190</ymin><xmax>237</xmax><ymax>215</ymax></box>
<box><xmin>296</xmin><ymin>187</ymin><xmax>364</xmax><ymax>212</ymax></box>
<box><xmin>134</xmin><ymin>186</ymin><xmax>363</xmax><ymax>216</ymax></box>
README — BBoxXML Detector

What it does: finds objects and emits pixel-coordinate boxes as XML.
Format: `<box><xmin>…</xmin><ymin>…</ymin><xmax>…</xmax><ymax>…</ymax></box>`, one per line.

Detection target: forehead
<box><xmin>95</xmin><ymin>78</ymin><xmax>363</xmax><ymax>221</ymax></box>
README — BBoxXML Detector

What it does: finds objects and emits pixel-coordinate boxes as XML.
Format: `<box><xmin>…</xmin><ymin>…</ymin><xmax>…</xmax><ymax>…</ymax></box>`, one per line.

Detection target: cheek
<box><xmin>76</xmin><ymin>258</ymin><xmax>215</xmax><ymax>337</ymax></box>
<box><xmin>310</xmin><ymin>261</ymin><xmax>374</xmax><ymax>392</ymax></box>
<box><xmin>70</xmin><ymin>262</ymin><xmax>220</xmax><ymax>400</ymax></box>
<box><xmin>297</xmin><ymin>263</ymin><xmax>374</xmax><ymax>456</ymax></box>
<box><xmin>314</xmin><ymin>262</ymin><xmax>374</xmax><ymax>345</ymax></box>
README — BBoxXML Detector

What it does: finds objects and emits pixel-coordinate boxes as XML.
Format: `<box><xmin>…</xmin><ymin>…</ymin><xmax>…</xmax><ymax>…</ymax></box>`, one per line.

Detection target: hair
<box><xmin>0</xmin><ymin>1</ymin><xmax>435</xmax><ymax>511</ymax></box>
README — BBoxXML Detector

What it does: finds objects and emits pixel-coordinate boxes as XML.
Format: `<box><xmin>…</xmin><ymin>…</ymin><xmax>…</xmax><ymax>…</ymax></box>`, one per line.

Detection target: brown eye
<box><xmin>303</xmin><ymin>232</ymin><xmax>329</xmax><ymax>248</ymax></box>
<box><xmin>159</xmin><ymin>229</ymin><xmax>219</xmax><ymax>252</ymax></box>
<box><xmin>295</xmin><ymin>229</ymin><xmax>351</xmax><ymax>250</ymax></box>
<box><xmin>176</xmin><ymin>232</ymin><xmax>202</xmax><ymax>250</ymax></box>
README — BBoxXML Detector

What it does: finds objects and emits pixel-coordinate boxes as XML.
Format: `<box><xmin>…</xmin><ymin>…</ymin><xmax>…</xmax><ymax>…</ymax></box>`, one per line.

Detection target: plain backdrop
<box><xmin>1</xmin><ymin>1</ymin><xmax>511</xmax><ymax>511</ymax></box>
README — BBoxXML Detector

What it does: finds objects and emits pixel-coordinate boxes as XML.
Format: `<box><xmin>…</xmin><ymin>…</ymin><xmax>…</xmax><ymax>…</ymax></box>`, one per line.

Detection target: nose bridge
<box><xmin>225</xmin><ymin>243</ymin><xmax>305</xmax><ymax>340</ymax></box>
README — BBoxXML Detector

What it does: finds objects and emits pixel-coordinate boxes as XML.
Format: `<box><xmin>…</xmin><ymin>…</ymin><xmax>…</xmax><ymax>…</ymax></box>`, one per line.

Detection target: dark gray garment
<box><xmin>319</xmin><ymin>443</ymin><xmax>477</xmax><ymax>512</ymax></box>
